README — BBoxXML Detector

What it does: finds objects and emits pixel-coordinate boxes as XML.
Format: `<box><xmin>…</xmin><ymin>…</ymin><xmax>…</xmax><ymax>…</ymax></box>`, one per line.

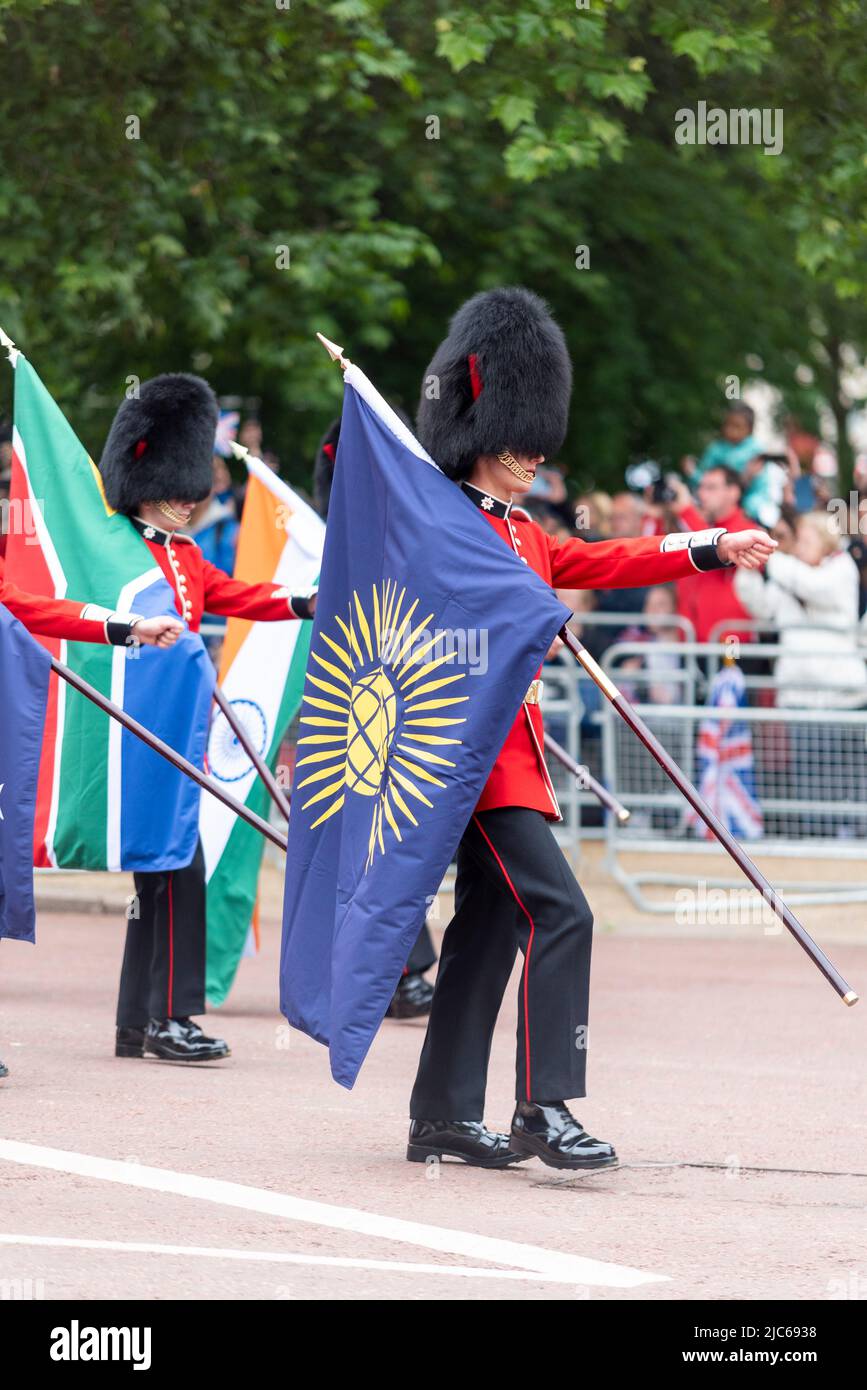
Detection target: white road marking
<box><xmin>0</xmin><ymin>1233</ymin><xmax>580</xmax><ymax>1284</ymax></box>
<box><xmin>0</xmin><ymin>1138</ymin><xmax>667</xmax><ymax>1288</ymax></box>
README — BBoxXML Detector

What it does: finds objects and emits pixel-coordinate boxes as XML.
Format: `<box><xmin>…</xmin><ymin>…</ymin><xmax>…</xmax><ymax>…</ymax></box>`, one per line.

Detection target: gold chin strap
<box><xmin>497</xmin><ymin>450</ymin><xmax>535</xmax><ymax>485</ymax></box>
<box><xmin>156</xmin><ymin>500</ymin><xmax>189</xmax><ymax>525</ymax></box>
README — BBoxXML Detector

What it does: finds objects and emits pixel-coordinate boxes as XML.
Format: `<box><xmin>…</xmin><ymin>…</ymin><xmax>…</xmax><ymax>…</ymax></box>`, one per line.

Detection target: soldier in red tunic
<box><xmin>97</xmin><ymin>374</ymin><xmax>316</xmax><ymax>1064</ymax></box>
<box><xmin>408</xmin><ymin>288</ymin><xmax>775</xmax><ymax>1169</ymax></box>
<box><xmin>0</xmin><ymin>576</ymin><xmax>183</xmax><ymax>1081</ymax></box>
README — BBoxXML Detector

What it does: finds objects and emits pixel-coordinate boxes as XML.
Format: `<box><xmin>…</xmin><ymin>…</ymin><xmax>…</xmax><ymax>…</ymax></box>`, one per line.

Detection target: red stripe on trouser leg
<box><xmin>167</xmin><ymin>873</ymin><xmax>175</xmax><ymax>1017</ymax></box>
<box><xmin>472</xmin><ymin>814</ymin><xmax>536</xmax><ymax>1101</ymax></box>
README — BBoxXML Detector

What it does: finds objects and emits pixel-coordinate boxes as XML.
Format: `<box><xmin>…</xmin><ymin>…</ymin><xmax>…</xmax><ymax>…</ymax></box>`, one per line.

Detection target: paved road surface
<box><xmin>1</xmin><ymin>907</ymin><xmax>865</xmax><ymax>1301</ymax></box>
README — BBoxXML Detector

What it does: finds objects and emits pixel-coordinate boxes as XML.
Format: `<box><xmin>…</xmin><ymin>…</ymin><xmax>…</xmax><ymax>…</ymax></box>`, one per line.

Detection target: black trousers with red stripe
<box><xmin>410</xmin><ymin>807</ymin><xmax>593</xmax><ymax>1120</ymax></box>
<box><xmin>116</xmin><ymin>840</ymin><xmax>207</xmax><ymax>1027</ymax></box>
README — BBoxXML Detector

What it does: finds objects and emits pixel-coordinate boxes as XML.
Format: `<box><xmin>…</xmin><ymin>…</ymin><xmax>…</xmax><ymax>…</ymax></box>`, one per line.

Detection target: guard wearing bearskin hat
<box><xmin>99</xmin><ymin>373</ymin><xmax>316</xmax><ymax>1064</ymax></box>
<box><xmin>407</xmin><ymin>287</ymin><xmax>774</xmax><ymax>1169</ymax></box>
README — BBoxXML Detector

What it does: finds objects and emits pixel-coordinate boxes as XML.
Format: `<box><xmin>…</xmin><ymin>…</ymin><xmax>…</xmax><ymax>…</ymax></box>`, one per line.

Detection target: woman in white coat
<box><xmin>735</xmin><ymin>511</ymin><xmax>867</xmax><ymax>834</ymax></box>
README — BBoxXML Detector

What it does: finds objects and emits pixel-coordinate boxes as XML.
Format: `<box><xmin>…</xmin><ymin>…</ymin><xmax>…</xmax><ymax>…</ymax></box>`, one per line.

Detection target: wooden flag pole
<box><xmin>211</xmin><ymin>682</ymin><xmax>291</xmax><ymax>822</ymax></box>
<box><xmin>560</xmin><ymin>627</ymin><xmax>858</xmax><ymax>1006</ymax></box>
<box><xmin>51</xmin><ymin>657</ymin><xmax>288</xmax><ymax>852</ymax></box>
<box><xmin>543</xmin><ymin>731</ymin><xmax>630</xmax><ymax>824</ymax></box>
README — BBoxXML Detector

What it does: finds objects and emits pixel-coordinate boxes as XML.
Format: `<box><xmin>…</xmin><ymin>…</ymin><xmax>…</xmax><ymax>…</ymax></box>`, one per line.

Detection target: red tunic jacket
<box><xmin>129</xmin><ymin>516</ymin><xmax>302</xmax><ymax>629</ymax></box>
<box><xmin>461</xmin><ymin>484</ymin><xmax>728</xmax><ymax>818</ymax></box>
<box><xmin>675</xmin><ymin>503</ymin><xmax>754</xmax><ymax>643</ymax></box>
<box><xmin>0</xmin><ymin>569</ymin><xmax>123</xmax><ymax>643</ymax></box>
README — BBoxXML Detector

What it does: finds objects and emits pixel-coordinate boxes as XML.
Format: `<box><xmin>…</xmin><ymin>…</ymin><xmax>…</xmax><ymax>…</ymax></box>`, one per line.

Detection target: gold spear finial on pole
<box><xmin>0</xmin><ymin>324</ymin><xmax>20</xmax><ymax>366</ymax></box>
<box><xmin>316</xmin><ymin>332</ymin><xmax>350</xmax><ymax>370</ymax></box>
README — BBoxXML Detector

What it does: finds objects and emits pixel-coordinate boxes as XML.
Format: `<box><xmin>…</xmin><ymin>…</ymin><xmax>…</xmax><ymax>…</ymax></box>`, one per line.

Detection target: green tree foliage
<box><xmin>0</xmin><ymin>0</ymin><xmax>864</xmax><ymax>489</ymax></box>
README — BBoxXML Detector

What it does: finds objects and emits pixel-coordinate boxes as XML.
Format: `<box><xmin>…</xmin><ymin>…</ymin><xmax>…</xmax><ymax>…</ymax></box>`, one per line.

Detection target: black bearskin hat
<box><xmin>416</xmin><ymin>286</ymin><xmax>572</xmax><ymax>481</ymax></box>
<box><xmin>313</xmin><ymin>403</ymin><xmax>414</xmax><ymax>519</ymax></box>
<box><xmin>312</xmin><ymin>416</ymin><xmax>341</xmax><ymax>520</ymax></box>
<box><xmin>99</xmin><ymin>373</ymin><xmax>218</xmax><ymax>514</ymax></box>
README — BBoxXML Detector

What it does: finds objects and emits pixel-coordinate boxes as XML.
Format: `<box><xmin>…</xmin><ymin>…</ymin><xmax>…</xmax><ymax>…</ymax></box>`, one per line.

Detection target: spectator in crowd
<box><xmin>771</xmin><ymin>504</ymin><xmax>799</xmax><ymax>555</ymax></box>
<box><xmin>189</xmin><ymin>455</ymin><xmax>241</xmax><ymax>576</ymax></box>
<box><xmin>573</xmin><ymin>490</ymin><xmax>612</xmax><ymax>539</ymax></box>
<box><xmin>734</xmin><ymin>511</ymin><xmax>867</xmax><ymax>709</ymax></box>
<box><xmin>785</xmin><ymin>417</ymin><xmax>838</xmax><ymax>484</ymax></box>
<box><xmin>688</xmin><ymin>403</ymin><xmax>780</xmax><ymax>526</ymax></box>
<box><xmin>662</xmin><ymin>468</ymin><xmax>755</xmax><ymax>643</ymax></box>
<box><xmin>688</xmin><ymin>403</ymin><xmax>760</xmax><ymax>479</ymax></box>
<box><xmin>617</xmin><ymin>585</ymin><xmax>685</xmax><ymax>705</ymax></box>
<box><xmin>736</xmin><ymin>510</ymin><xmax>867</xmax><ymax>834</ymax></box>
<box><xmin>238</xmin><ymin>416</ymin><xmax>263</xmax><ymax>455</ymax></box>
<box><xmin>592</xmin><ymin>490</ymin><xmax>651</xmax><ymax>652</ymax></box>
<box><xmin>238</xmin><ymin>415</ymin><xmax>280</xmax><ymax>473</ymax></box>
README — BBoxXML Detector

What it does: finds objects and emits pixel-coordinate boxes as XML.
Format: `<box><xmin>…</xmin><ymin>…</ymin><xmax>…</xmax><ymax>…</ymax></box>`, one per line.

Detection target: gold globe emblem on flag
<box><xmin>296</xmin><ymin>580</ymin><xmax>468</xmax><ymax>868</ymax></box>
<box><xmin>345</xmin><ymin>669</ymin><xmax>397</xmax><ymax>797</ymax></box>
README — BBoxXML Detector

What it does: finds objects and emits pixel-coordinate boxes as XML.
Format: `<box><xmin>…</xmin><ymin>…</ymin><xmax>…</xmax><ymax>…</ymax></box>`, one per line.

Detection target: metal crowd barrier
<box><xmin>601</xmin><ymin>668</ymin><xmax>867</xmax><ymax>910</ymax></box>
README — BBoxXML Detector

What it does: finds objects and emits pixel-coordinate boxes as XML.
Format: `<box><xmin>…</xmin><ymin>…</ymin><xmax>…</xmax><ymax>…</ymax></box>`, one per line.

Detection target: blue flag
<box><xmin>279</xmin><ymin>368</ymin><xmax>570</xmax><ymax>1087</ymax></box>
<box><xmin>0</xmin><ymin>603</ymin><xmax>51</xmax><ymax>942</ymax></box>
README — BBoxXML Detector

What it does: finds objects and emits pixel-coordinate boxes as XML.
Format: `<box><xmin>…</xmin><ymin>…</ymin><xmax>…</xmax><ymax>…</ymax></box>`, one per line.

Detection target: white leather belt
<box><xmin>524</xmin><ymin>679</ymin><xmax>544</xmax><ymax>706</ymax></box>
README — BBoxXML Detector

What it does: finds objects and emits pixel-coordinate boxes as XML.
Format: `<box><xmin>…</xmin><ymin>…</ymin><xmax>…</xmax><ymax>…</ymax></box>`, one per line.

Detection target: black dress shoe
<box><xmin>115</xmin><ymin>1026</ymin><xmax>146</xmax><ymax>1058</ymax></box>
<box><xmin>386</xmin><ymin>972</ymin><xmax>434</xmax><ymax>1019</ymax></box>
<box><xmin>407</xmin><ymin>1119</ymin><xmax>529</xmax><ymax>1168</ymax></box>
<box><xmin>144</xmin><ymin>1017</ymin><xmax>230</xmax><ymax>1062</ymax></box>
<box><xmin>510</xmin><ymin>1101</ymin><xmax>618</xmax><ymax>1170</ymax></box>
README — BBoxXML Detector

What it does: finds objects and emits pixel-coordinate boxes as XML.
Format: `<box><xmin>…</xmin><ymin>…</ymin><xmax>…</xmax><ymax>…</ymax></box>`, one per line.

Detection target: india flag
<box><xmin>203</xmin><ymin>455</ymin><xmax>324</xmax><ymax>1005</ymax></box>
<box><xmin>5</xmin><ymin>353</ymin><xmax>214</xmax><ymax>871</ymax></box>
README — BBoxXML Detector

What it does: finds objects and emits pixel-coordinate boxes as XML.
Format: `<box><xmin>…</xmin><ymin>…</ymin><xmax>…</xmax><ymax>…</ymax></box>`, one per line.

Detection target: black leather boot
<box><xmin>115</xmin><ymin>1026</ymin><xmax>146</xmax><ymax>1058</ymax></box>
<box><xmin>144</xmin><ymin>1017</ymin><xmax>230</xmax><ymax>1062</ymax></box>
<box><xmin>510</xmin><ymin>1101</ymin><xmax>618</xmax><ymax>1170</ymax></box>
<box><xmin>386</xmin><ymin>972</ymin><xmax>434</xmax><ymax>1019</ymax></box>
<box><xmin>407</xmin><ymin>1119</ymin><xmax>529</xmax><ymax>1167</ymax></box>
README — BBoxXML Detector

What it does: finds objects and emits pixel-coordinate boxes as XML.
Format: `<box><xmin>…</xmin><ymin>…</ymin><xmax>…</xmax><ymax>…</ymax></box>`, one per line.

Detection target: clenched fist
<box><xmin>131</xmin><ymin>615</ymin><xmax>185</xmax><ymax>647</ymax></box>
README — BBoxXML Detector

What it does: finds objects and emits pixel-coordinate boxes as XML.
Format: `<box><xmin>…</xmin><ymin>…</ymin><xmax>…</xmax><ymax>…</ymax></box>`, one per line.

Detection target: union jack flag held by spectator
<box><xmin>688</xmin><ymin>661</ymin><xmax>764</xmax><ymax>840</ymax></box>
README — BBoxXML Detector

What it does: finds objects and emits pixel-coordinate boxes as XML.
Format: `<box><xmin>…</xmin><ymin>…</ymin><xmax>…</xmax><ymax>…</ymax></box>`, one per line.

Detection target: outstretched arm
<box><xmin>201</xmin><ymin>561</ymin><xmax>316</xmax><ymax>621</ymax></box>
<box><xmin>546</xmin><ymin>526</ymin><xmax>774</xmax><ymax>590</ymax></box>
<box><xmin>1</xmin><ymin>577</ymin><xmax>184</xmax><ymax>647</ymax></box>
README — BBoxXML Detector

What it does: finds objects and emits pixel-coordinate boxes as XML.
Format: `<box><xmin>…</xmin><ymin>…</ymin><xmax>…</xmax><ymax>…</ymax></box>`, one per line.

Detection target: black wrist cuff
<box><xmin>106</xmin><ymin>620</ymin><xmax>134</xmax><ymax>646</ymax></box>
<box><xmin>106</xmin><ymin>615</ymin><xmax>144</xmax><ymax>646</ymax></box>
<box><xmin>691</xmin><ymin>543</ymin><xmax>733</xmax><ymax>573</ymax></box>
<box><xmin>290</xmin><ymin>594</ymin><xmax>315</xmax><ymax>620</ymax></box>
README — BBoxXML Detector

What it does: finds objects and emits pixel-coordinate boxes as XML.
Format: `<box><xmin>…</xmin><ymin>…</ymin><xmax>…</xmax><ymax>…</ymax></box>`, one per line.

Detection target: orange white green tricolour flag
<box><xmin>202</xmin><ymin>455</ymin><xmax>324</xmax><ymax>1005</ymax></box>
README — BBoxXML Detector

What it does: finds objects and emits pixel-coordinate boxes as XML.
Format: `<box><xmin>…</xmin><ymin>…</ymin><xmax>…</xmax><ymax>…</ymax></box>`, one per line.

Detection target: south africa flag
<box><xmin>4</xmin><ymin>354</ymin><xmax>214</xmax><ymax>871</ymax></box>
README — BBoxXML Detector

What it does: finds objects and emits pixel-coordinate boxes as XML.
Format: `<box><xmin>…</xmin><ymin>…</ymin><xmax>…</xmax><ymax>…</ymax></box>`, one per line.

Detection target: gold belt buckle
<box><xmin>524</xmin><ymin>679</ymin><xmax>544</xmax><ymax>706</ymax></box>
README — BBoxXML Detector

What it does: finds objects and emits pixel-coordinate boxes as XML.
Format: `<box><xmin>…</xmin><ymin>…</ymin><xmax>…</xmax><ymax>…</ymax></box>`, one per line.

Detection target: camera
<box><xmin>624</xmin><ymin>459</ymin><xmax>677</xmax><ymax>504</ymax></box>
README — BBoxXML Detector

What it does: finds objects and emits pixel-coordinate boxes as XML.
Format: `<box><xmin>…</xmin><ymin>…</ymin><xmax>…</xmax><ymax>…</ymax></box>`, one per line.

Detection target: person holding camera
<box><xmin>649</xmin><ymin>467</ymin><xmax>756</xmax><ymax>644</ymax></box>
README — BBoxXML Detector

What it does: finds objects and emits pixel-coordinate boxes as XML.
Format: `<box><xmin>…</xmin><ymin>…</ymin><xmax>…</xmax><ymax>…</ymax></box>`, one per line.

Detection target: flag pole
<box><xmin>211</xmin><ymin>681</ymin><xmax>291</xmax><ymax>822</ymax></box>
<box><xmin>0</xmin><ymin>324</ymin><xmax>21</xmax><ymax>367</ymax></box>
<box><xmin>50</xmin><ymin>656</ymin><xmax>288</xmax><ymax>852</ymax></box>
<box><xmin>543</xmin><ymin>731</ymin><xmax>630</xmax><ymax>824</ymax></box>
<box><xmin>559</xmin><ymin>627</ymin><xmax>858</xmax><ymax>1006</ymax></box>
